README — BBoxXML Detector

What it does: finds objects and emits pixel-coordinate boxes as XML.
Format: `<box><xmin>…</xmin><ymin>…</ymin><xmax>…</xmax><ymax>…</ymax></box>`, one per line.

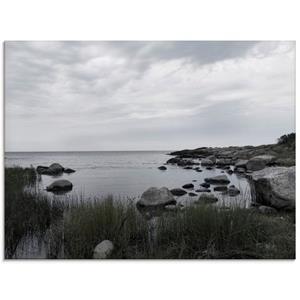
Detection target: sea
<box><xmin>5</xmin><ymin>151</ymin><xmax>251</xmax><ymax>207</ymax></box>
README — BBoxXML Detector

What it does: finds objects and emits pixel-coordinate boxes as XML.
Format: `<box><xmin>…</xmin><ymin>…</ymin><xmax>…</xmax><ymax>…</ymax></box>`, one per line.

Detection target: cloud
<box><xmin>5</xmin><ymin>41</ymin><xmax>295</xmax><ymax>151</ymax></box>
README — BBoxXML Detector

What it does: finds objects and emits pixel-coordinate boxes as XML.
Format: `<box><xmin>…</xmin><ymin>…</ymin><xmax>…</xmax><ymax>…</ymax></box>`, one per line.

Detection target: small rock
<box><xmin>170</xmin><ymin>188</ymin><xmax>187</xmax><ymax>196</ymax></box>
<box><xmin>204</xmin><ymin>175</ymin><xmax>230</xmax><ymax>185</ymax></box>
<box><xmin>228</xmin><ymin>186</ymin><xmax>240</xmax><ymax>196</ymax></box>
<box><xmin>206</xmin><ymin>167</ymin><xmax>213</xmax><ymax>170</ymax></box>
<box><xmin>182</xmin><ymin>183</ymin><xmax>194</xmax><ymax>189</ymax></box>
<box><xmin>200</xmin><ymin>182</ymin><xmax>210</xmax><ymax>188</ymax></box>
<box><xmin>64</xmin><ymin>168</ymin><xmax>76</xmax><ymax>173</ymax></box>
<box><xmin>188</xmin><ymin>192</ymin><xmax>197</xmax><ymax>197</ymax></box>
<box><xmin>46</xmin><ymin>179</ymin><xmax>73</xmax><ymax>192</ymax></box>
<box><xmin>158</xmin><ymin>166</ymin><xmax>167</xmax><ymax>170</ymax></box>
<box><xmin>93</xmin><ymin>240</ymin><xmax>114</xmax><ymax>259</ymax></box>
<box><xmin>192</xmin><ymin>180</ymin><xmax>197</xmax><ymax>182</ymax></box>
<box><xmin>214</xmin><ymin>186</ymin><xmax>228</xmax><ymax>192</ymax></box>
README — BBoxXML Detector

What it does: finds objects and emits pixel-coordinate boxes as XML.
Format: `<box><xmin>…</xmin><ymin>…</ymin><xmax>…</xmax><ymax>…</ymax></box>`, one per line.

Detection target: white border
<box><xmin>0</xmin><ymin>1</ymin><xmax>299</xmax><ymax>300</ymax></box>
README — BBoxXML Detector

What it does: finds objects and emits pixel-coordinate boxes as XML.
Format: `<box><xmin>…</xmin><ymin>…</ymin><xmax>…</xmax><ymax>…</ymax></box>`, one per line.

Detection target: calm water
<box><xmin>5</xmin><ymin>151</ymin><xmax>251</xmax><ymax>206</ymax></box>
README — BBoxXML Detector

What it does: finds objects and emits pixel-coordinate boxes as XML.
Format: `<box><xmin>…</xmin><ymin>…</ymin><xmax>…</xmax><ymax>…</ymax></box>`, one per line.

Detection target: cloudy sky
<box><xmin>5</xmin><ymin>41</ymin><xmax>295</xmax><ymax>151</ymax></box>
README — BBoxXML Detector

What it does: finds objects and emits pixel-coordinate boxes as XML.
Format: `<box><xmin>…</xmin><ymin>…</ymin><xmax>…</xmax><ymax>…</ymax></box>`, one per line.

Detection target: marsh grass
<box><xmin>5</xmin><ymin>167</ymin><xmax>295</xmax><ymax>259</ymax></box>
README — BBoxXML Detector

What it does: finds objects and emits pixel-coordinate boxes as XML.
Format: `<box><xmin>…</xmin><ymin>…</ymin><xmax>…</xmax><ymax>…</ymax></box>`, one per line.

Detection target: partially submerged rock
<box><xmin>182</xmin><ymin>183</ymin><xmax>194</xmax><ymax>189</ymax></box>
<box><xmin>158</xmin><ymin>166</ymin><xmax>167</xmax><ymax>170</ymax></box>
<box><xmin>64</xmin><ymin>168</ymin><xmax>76</xmax><ymax>173</ymax></box>
<box><xmin>36</xmin><ymin>163</ymin><xmax>65</xmax><ymax>175</ymax></box>
<box><xmin>93</xmin><ymin>240</ymin><xmax>114</xmax><ymax>259</ymax></box>
<box><xmin>46</xmin><ymin>179</ymin><xmax>73</xmax><ymax>192</ymax></box>
<box><xmin>188</xmin><ymin>192</ymin><xmax>197</xmax><ymax>197</ymax></box>
<box><xmin>214</xmin><ymin>186</ymin><xmax>228</xmax><ymax>192</ymax></box>
<box><xmin>137</xmin><ymin>187</ymin><xmax>176</xmax><ymax>207</ymax></box>
<box><xmin>204</xmin><ymin>175</ymin><xmax>230</xmax><ymax>185</ymax></box>
<box><xmin>196</xmin><ymin>188</ymin><xmax>211</xmax><ymax>193</ymax></box>
<box><xmin>170</xmin><ymin>188</ymin><xmax>187</xmax><ymax>196</ymax></box>
<box><xmin>250</xmin><ymin>166</ymin><xmax>295</xmax><ymax>210</ymax></box>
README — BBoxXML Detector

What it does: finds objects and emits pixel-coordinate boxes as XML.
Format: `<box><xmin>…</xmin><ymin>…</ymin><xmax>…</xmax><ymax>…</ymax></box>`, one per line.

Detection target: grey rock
<box><xmin>246</xmin><ymin>155</ymin><xmax>275</xmax><ymax>171</ymax></box>
<box><xmin>214</xmin><ymin>186</ymin><xmax>228</xmax><ymax>192</ymax></box>
<box><xmin>170</xmin><ymin>188</ymin><xmax>187</xmax><ymax>196</ymax></box>
<box><xmin>188</xmin><ymin>192</ymin><xmax>197</xmax><ymax>197</ymax></box>
<box><xmin>201</xmin><ymin>158</ymin><xmax>214</xmax><ymax>166</ymax></box>
<box><xmin>64</xmin><ymin>168</ymin><xmax>76</xmax><ymax>173</ymax></box>
<box><xmin>235</xmin><ymin>159</ymin><xmax>248</xmax><ymax>168</ymax></box>
<box><xmin>204</xmin><ymin>175</ymin><xmax>230</xmax><ymax>185</ymax></box>
<box><xmin>250</xmin><ymin>166</ymin><xmax>295</xmax><ymax>210</ymax></box>
<box><xmin>93</xmin><ymin>240</ymin><xmax>114</xmax><ymax>259</ymax></box>
<box><xmin>182</xmin><ymin>183</ymin><xmax>194</xmax><ymax>189</ymax></box>
<box><xmin>158</xmin><ymin>166</ymin><xmax>167</xmax><ymax>170</ymax></box>
<box><xmin>137</xmin><ymin>187</ymin><xmax>176</xmax><ymax>207</ymax></box>
<box><xmin>200</xmin><ymin>182</ymin><xmax>210</xmax><ymax>188</ymax></box>
<box><xmin>46</xmin><ymin>179</ymin><xmax>73</xmax><ymax>192</ymax></box>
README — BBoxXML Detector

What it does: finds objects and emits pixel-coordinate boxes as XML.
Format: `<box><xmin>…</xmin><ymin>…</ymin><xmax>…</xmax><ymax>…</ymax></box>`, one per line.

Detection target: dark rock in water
<box><xmin>188</xmin><ymin>192</ymin><xmax>197</xmax><ymax>197</ymax></box>
<box><xmin>158</xmin><ymin>166</ymin><xmax>167</xmax><ymax>170</ymax></box>
<box><xmin>38</xmin><ymin>163</ymin><xmax>64</xmax><ymax>175</ymax></box>
<box><xmin>196</xmin><ymin>169</ymin><xmax>203</xmax><ymax>172</ymax></box>
<box><xmin>221</xmin><ymin>171</ymin><xmax>224</xmax><ymax>173</ymax></box>
<box><xmin>204</xmin><ymin>175</ymin><xmax>230</xmax><ymax>185</ymax></box>
<box><xmin>137</xmin><ymin>187</ymin><xmax>176</xmax><ymax>207</ymax></box>
<box><xmin>192</xmin><ymin>180</ymin><xmax>197</xmax><ymax>182</ymax></box>
<box><xmin>48</xmin><ymin>163</ymin><xmax>64</xmax><ymax>174</ymax></box>
<box><xmin>206</xmin><ymin>167</ymin><xmax>213</xmax><ymax>170</ymax></box>
<box><xmin>214</xmin><ymin>186</ymin><xmax>228</xmax><ymax>192</ymax></box>
<box><xmin>182</xmin><ymin>183</ymin><xmax>194</xmax><ymax>189</ymax></box>
<box><xmin>195</xmin><ymin>193</ymin><xmax>218</xmax><ymax>204</ymax></box>
<box><xmin>64</xmin><ymin>168</ymin><xmax>76</xmax><ymax>173</ymax></box>
<box><xmin>227</xmin><ymin>169</ymin><xmax>234</xmax><ymax>175</ymax></box>
<box><xmin>46</xmin><ymin>179</ymin><xmax>73</xmax><ymax>192</ymax></box>
<box><xmin>196</xmin><ymin>188</ymin><xmax>211</xmax><ymax>193</ymax></box>
<box><xmin>170</xmin><ymin>188</ymin><xmax>187</xmax><ymax>196</ymax></box>
<box><xmin>183</xmin><ymin>166</ymin><xmax>193</xmax><ymax>170</ymax></box>
<box><xmin>200</xmin><ymin>182</ymin><xmax>210</xmax><ymax>188</ymax></box>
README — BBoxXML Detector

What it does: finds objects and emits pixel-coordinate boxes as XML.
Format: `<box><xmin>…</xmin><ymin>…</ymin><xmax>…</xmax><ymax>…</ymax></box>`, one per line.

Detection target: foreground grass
<box><xmin>5</xmin><ymin>167</ymin><xmax>295</xmax><ymax>259</ymax></box>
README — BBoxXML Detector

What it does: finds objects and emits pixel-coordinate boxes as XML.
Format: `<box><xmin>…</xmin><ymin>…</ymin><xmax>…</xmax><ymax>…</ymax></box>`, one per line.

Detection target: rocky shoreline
<box><xmin>150</xmin><ymin>135</ymin><xmax>296</xmax><ymax>213</ymax></box>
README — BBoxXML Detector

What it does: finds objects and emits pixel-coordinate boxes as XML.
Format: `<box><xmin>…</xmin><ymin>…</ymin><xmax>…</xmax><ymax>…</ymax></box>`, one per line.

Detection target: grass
<box><xmin>5</xmin><ymin>167</ymin><xmax>295</xmax><ymax>259</ymax></box>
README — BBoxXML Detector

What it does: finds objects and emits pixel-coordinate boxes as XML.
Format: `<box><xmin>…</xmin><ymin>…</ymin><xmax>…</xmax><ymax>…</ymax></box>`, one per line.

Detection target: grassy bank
<box><xmin>5</xmin><ymin>167</ymin><xmax>295</xmax><ymax>259</ymax></box>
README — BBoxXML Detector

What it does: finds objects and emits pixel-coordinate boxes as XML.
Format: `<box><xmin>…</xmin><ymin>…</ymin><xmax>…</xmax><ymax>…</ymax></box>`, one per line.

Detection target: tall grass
<box><xmin>5</xmin><ymin>167</ymin><xmax>295</xmax><ymax>259</ymax></box>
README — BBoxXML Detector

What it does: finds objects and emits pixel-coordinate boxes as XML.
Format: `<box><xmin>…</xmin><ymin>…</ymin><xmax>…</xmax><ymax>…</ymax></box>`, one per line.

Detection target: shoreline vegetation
<box><xmin>5</xmin><ymin>161</ymin><xmax>295</xmax><ymax>259</ymax></box>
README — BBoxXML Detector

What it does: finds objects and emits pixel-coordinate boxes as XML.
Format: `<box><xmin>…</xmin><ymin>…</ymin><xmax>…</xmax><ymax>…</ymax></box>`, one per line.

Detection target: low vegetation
<box><xmin>5</xmin><ymin>167</ymin><xmax>295</xmax><ymax>259</ymax></box>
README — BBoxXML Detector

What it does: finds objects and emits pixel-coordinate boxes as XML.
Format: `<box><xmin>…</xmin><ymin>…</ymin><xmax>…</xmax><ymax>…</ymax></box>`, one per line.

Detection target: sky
<box><xmin>5</xmin><ymin>41</ymin><xmax>295</xmax><ymax>151</ymax></box>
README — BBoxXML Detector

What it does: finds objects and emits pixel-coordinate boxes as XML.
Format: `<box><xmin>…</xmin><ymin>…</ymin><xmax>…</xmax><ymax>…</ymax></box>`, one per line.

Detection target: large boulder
<box><xmin>37</xmin><ymin>163</ymin><xmax>64</xmax><ymax>175</ymax></box>
<box><xmin>137</xmin><ymin>187</ymin><xmax>176</xmax><ymax>207</ymax></box>
<box><xmin>249</xmin><ymin>166</ymin><xmax>295</xmax><ymax>210</ymax></box>
<box><xmin>93</xmin><ymin>240</ymin><xmax>114</xmax><ymax>259</ymax></box>
<box><xmin>234</xmin><ymin>159</ymin><xmax>248</xmax><ymax>168</ymax></box>
<box><xmin>46</xmin><ymin>179</ymin><xmax>73</xmax><ymax>192</ymax></box>
<box><xmin>246</xmin><ymin>155</ymin><xmax>275</xmax><ymax>171</ymax></box>
<box><xmin>204</xmin><ymin>175</ymin><xmax>230</xmax><ymax>185</ymax></box>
